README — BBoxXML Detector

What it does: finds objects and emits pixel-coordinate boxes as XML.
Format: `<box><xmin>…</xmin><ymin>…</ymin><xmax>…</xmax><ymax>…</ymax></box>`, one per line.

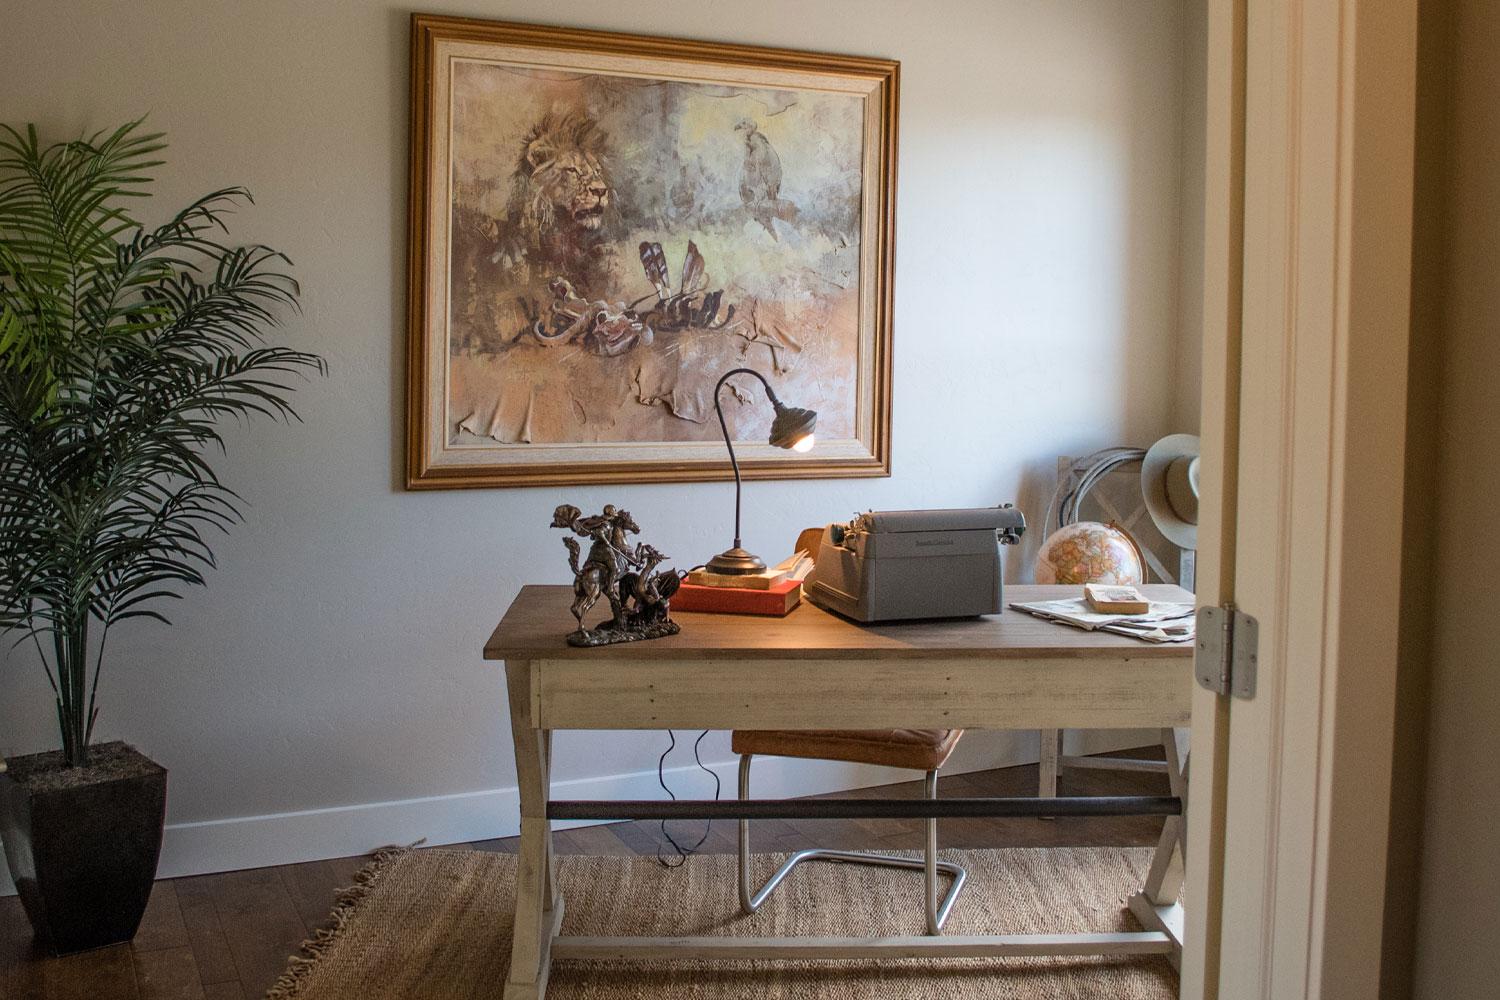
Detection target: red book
<box><xmin>673</xmin><ymin>579</ymin><xmax>802</xmax><ymax>616</ymax></box>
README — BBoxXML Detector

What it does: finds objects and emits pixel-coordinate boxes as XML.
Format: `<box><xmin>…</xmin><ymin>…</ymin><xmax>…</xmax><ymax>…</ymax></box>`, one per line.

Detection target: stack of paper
<box><xmin>1009</xmin><ymin>598</ymin><xmax>1197</xmax><ymax>644</ymax></box>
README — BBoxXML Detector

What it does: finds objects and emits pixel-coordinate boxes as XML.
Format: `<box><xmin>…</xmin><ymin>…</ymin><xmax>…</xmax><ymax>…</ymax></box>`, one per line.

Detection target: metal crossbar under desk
<box><xmin>546</xmin><ymin>795</ymin><xmax>1183</xmax><ymax>821</ymax></box>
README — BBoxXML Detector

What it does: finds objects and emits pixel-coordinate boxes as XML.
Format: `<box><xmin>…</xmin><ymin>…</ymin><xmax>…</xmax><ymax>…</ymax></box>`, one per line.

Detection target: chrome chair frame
<box><xmin>736</xmin><ymin>753</ymin><xmax>968</xmax><ymax>935</ymax></box>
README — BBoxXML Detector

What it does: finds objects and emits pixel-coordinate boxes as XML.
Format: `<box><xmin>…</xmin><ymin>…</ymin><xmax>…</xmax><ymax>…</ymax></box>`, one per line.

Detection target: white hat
<box><xmin>1142</xmin><ymin>434</ymin><xmax>1201</xmax><ymax>550</ymax></box>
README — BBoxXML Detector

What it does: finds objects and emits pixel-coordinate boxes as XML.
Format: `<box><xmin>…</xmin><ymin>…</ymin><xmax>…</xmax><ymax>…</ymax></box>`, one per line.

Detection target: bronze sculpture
<box><xmin>551</xmin><ymin>503</ymin><xmax>683</xmax><ymax>646</ymax></box>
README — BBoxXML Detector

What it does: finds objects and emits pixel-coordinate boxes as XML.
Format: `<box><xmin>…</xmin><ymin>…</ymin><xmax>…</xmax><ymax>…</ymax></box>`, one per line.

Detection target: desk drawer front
<box><xmin>531</xmin><ymin>657</ymin><xmax>1191</xmax><ymax>730</ymax></box>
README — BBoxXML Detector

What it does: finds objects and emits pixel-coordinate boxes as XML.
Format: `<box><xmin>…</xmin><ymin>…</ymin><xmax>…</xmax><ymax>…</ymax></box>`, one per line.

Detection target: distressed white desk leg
<box><xmin>1128</xmin><ymin>728</ymin><xmax>1187</xmax><ymax>969</ymax></box>
<box><xmin>505</xmin><ymin>660</ymin><xmax>561</xmax><ymax>1000</ymax></box>
<box><xmin>1037</xmin><ymin>729</ymin><xmax>1061</xmax><ymax>819</ymax></box>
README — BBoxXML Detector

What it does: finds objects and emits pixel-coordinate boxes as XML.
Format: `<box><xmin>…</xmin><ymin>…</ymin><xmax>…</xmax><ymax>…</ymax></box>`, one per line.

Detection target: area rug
<box><xmin>269</xmin><ymin>847</ymin><xmax>1177</xmax><ymax>999</ymax></box>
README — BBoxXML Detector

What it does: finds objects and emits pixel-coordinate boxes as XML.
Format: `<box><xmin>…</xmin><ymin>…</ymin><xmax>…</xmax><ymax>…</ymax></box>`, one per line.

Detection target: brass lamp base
<box><xmin>705</xmin><ymin>546</ymin><xmax>767</xmax><ymax>575</ymax></box>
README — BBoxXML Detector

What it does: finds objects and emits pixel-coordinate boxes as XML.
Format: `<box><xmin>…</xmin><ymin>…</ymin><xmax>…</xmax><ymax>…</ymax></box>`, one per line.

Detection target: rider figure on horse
<box><xmin>581</xmin><ymin>506</ymin><xmax>642</xmax><ymax>607</ymax></box>
<box><xmin>553</xmin><ymin>503</ymin><xmax>644</xmax><ymax>629</ymax></box>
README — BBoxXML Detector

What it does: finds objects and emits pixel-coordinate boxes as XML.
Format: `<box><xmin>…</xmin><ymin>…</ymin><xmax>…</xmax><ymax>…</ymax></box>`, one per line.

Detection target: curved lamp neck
<box><xmin>713</xmin><ymin>368</ymin><xmax>779</xmax><ymax>550</ymax></box>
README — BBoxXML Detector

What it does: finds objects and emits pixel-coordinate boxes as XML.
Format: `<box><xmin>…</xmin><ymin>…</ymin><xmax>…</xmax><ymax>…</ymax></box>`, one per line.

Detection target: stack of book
<box><xmin>673</xmin><ymin>552</ymin><xmax>814</xmax><ymax>616</ymax></box>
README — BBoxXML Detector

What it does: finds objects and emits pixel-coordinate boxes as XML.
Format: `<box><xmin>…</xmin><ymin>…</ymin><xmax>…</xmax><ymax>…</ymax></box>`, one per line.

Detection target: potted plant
<box><xmin>0</xmin><ymin>120</ymin><xmax>323</xmax><ymax>954</ymax></box>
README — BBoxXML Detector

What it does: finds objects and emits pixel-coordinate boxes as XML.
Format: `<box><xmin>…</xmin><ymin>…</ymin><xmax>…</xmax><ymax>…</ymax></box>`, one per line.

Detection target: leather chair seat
<box><xmin>731</xmin><ymin>728</ymin><xmax>963</xmax><ymax>772</ymax></box>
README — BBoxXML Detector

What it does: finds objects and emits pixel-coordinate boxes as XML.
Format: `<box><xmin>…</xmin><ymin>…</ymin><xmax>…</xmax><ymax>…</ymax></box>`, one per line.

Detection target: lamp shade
<box><xmin>769</xmin><ymin>403</ymin><xmax>817</xmax><ymax>450</ymax></box>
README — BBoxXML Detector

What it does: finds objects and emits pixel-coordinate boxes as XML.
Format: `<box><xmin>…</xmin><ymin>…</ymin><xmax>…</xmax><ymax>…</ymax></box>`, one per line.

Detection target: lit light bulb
<box><xmin>792</xmin><ymin>434</ymin><xmax>816</xmax><ymax>453</ymax></box>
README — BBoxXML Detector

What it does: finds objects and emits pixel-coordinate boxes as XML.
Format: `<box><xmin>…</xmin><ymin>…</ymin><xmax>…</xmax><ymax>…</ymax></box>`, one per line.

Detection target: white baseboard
<box><xmin>1</xmin><ymin>729</ymin><xmax>1161</xmax><ymax>898</ymax></box>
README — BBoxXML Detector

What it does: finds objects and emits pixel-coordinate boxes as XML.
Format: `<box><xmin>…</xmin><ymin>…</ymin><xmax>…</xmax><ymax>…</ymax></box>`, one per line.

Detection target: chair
<box><xmin>731</xmin><ymin>728</ymin><xmax>968</xmax><ymax>934</ymax></box>
<box><xmin>1039</xmin><ymin>454</ymin><xmax>1190</xmax><ymax>801</ymax></box>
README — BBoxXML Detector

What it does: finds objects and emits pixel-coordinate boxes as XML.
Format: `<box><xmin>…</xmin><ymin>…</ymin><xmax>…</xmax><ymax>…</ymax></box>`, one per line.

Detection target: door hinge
<box><xmin>1195</xmin><ymin>603</ymin><xmax>1258</xmax><ymax>699</ymax></box>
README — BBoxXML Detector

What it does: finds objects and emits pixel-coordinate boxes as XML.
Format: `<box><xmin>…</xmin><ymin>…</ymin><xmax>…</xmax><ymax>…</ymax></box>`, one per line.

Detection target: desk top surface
<box><xmin>484</xmin><ymin>584</ymin><xmax>1195</xmax><ymax>662</ymax></box>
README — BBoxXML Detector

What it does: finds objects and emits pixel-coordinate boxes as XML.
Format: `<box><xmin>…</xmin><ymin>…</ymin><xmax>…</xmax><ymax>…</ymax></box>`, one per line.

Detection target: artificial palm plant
<box><xmin>0</xmin><ymin>120</ymin><xmax>324</xmax><ymax>768</ymax></box>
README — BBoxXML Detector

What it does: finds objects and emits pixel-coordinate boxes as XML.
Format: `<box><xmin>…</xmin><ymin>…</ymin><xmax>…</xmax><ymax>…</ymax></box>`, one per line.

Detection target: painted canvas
<box><xmin>408</xmin><ymin>17</ymin><xmax>897</xmax><ymax>488</ymax></box>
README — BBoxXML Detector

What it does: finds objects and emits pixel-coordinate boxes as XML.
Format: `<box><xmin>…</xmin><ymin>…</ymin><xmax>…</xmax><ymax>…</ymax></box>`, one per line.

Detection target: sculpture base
<box><xmin>566</xmin><ymin>618</ymin><xmax>681</xmax><ymax>648</ymax></box>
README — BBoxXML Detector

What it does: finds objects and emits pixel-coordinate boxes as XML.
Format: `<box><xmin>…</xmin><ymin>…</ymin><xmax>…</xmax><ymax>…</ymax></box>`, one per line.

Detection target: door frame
<box><xmin>1184</xmin><ymin>1</ymin><xmax>1418</xmax><ymax>997</ymax></box>
<box><xmin>1179</xmin><ymin>0</ymin><xmax>1245</xmax><ymax>993</ymax></box>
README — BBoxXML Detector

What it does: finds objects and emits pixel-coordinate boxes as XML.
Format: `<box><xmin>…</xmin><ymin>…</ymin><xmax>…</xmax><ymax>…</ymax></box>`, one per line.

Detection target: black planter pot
<box><xmin>0</xmin><ymin>741</ymin><xmax>167</xmax><ymax>955</ymax></box>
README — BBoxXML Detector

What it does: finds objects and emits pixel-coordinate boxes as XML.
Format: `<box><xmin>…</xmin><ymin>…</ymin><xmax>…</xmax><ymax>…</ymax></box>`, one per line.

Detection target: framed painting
<box><xmin>406</xmin><ymin>14</ymin><xmax>897</xmax><ymax>488</ymax></box>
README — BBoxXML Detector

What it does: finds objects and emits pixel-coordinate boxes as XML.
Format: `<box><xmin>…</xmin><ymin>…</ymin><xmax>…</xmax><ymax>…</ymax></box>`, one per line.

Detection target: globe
<box><xmin>1033</xmin><ymin>521</ymin><xmax>1145</xmax><ymax>585</ymax></box>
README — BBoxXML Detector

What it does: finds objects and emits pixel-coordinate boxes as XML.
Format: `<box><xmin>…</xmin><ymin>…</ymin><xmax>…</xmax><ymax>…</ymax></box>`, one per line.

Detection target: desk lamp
<box><xmin>706</xmin><ymin>367</ymin><xmax>817</xmax><ymax>575</ymax></box>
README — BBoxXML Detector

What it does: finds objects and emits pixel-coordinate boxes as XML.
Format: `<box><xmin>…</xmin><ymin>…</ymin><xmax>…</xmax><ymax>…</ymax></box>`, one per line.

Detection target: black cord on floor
<box><xmin>654</xmin><ymin>729</ymin><xmax>720</xmax><ymax>868</ymax></box>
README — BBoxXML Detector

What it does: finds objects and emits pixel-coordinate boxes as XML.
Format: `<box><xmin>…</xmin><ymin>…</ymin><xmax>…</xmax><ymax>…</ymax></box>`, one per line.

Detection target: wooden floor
<box><xmin>1</xmin><ymin>748</ymin><xmax>1170</xmax><ymax>1000</ymax></box>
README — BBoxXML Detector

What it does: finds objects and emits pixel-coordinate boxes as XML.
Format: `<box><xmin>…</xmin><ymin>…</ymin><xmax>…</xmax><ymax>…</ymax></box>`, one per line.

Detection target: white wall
<box><xmin>1410</xmin><ymin>0</ymin><xmax>1500</xmax><ymax>993</ymax></box>
<box><xmin>1174</xmin><ymin>0</ymin><xmax>1207</xmax><ymax>433</ymax></box>
<box><xmin>0</xmin><ymin>0</ymin><xmax>1189</xmax><ymax>888</ymax></box>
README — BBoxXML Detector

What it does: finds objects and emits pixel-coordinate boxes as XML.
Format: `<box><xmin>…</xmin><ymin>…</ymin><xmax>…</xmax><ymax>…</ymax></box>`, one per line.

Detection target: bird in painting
<box><xmin>735</xmin><ymin>119</ymin><xmax>784</xmax><ymax>238</ymax></box>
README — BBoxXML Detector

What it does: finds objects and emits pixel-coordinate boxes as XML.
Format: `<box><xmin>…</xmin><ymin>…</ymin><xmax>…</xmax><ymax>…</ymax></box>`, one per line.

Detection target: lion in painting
<box><xmin>456</xmin><ymin>111</ymin><xmax>616</xmax><ymax>298</ymax></box>
<box><xmin>511</xmin><ymin>112</ymin><xmax>613</xmax><ymax>245</ymax></box>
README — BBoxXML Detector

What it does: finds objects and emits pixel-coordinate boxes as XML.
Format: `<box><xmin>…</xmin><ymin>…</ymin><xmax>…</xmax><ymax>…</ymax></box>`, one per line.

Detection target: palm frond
<box><xmin>0</xmin><ymin>118</ymin><xmax>324</xmax><ymax>766</ymax></box>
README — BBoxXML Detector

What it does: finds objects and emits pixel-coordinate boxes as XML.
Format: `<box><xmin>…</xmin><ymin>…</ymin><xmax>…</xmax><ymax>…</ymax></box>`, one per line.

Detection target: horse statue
<box><xmin>551</xmin><ymin>504</ymin><xmax>679</xmax><ymax>646</ymax></box>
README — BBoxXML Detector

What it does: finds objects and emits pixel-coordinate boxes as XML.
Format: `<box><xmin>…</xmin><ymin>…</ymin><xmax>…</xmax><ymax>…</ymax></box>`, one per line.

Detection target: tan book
<box><xmin>686</xmin><ymin>551</ymin><xmax>813</xmax><ymax>590</ymax></box>
<box><xmin>1084</xmin><ymin>583</ymin><xmax>1151</xmax><ymax>614</ymax></box>
<box><xmin>686</xmin><ymin>567</ymin><xmax>789</xmax><ymax>589</ymax></box>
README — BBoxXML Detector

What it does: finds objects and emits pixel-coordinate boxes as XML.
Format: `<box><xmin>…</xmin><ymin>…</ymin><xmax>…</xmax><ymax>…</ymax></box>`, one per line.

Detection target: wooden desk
<box><xmin>485</xmin><ymin>584</ymin><xmax>1194</xmax><ymax>999</ymax></box>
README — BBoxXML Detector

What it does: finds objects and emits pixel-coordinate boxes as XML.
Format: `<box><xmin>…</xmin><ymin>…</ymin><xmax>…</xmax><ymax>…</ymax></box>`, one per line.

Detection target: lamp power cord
<box><xmin>654</xmin><ymin>729</ymin><xmax>721</xmax><ymax>868</ymax></box>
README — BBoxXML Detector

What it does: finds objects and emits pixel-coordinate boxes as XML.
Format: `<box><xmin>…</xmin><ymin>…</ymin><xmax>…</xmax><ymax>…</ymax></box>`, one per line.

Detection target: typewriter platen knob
<box><xmin>995</xmin><ymin>503</ymin><xmax>1027</xmax><ymax>545</ymax></box>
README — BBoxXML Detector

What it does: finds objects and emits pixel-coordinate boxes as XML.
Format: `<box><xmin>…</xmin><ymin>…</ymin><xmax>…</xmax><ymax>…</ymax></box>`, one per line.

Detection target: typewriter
<box><xmin>805</xmin><ymin>505</ymin><xmax>1026</xmax><ymax>623</ymax></box>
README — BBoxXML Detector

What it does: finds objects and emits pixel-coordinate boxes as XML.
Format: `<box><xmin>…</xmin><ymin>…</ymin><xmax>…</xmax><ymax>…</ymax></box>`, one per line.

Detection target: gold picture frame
<box><xmin>406</xmin><ymin>14</ymin><xmax>897</xmax><ymax>489</ymax></box>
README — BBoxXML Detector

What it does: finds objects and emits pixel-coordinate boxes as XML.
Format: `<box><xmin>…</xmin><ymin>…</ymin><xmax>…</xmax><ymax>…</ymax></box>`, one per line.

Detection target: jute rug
<box><xmin>269</xmin><ymin>847</ymin><xmax>1177</xmax><ymax>999</ymax></box>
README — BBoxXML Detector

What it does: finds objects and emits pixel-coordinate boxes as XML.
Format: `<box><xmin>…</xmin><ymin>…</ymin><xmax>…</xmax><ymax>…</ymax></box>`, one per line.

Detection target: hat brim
<box><xmin>1141</xmin><ymin>433</ymin><xmax>1201</xmax><ymax>549</ymax></box>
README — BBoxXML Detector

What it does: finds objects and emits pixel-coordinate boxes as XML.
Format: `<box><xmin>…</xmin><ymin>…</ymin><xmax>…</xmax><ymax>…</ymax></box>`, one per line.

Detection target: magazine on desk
<box><xmin>1009</xmin><ymin>597</ymin><xmax>1196</xmax><ymax>644</ymax></box>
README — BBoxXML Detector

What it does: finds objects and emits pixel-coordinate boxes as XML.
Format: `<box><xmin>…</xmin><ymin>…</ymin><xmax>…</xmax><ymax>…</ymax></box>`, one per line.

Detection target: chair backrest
<box><xmin>793</xmin><ymin>526</ymin><xmax>824</xmax><ymax>562</ymax></box>
<box><xmin>1050</xmin><ymin>455</ymin><xmax>1182</xmax><ymax>585</ymax></box>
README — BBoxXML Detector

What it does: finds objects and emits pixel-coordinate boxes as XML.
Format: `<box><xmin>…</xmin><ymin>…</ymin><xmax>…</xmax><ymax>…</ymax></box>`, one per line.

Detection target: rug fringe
<box><xmin>263</xmin><ymin>842</ymin><xmax>420</xmax><ymax>1000</ymax></box>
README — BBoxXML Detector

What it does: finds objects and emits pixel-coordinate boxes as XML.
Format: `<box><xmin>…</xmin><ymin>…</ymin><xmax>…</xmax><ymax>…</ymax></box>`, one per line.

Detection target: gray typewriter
<box><xmin>805</xmin><ymin>506</ymin><xmax>1026</xmax><ymax>623</ymax></box>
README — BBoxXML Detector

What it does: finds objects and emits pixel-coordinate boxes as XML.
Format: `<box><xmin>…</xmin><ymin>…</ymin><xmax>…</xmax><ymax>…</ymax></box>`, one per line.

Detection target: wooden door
<box><xmin>1183</xmin><ymin>1</ymin><xmax>1418</xmax><ymax>997</ymax></box>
